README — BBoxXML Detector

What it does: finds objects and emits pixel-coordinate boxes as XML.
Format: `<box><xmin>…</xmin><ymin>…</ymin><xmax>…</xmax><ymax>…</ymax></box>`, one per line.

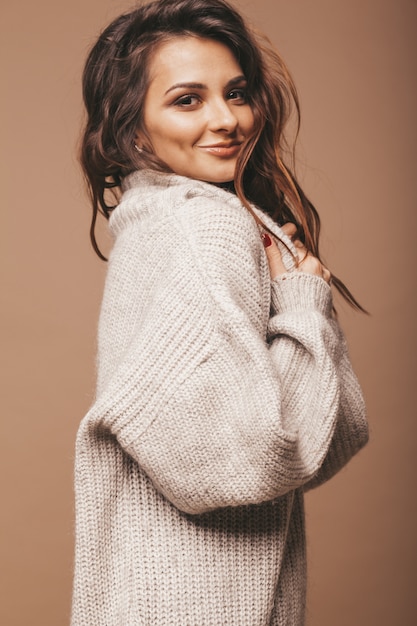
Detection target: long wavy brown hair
<box><xmin>81</xmin><ymin>0</ymin><xmax>365</xmax><ymax>310</ymax></box>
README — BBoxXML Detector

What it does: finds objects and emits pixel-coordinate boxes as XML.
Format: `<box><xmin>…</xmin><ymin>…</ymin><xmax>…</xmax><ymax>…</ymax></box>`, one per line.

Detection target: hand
<box><xmin>261</xmin><ymin>223</ymin><xmax>331</xmax><ymax>283</ymax></box>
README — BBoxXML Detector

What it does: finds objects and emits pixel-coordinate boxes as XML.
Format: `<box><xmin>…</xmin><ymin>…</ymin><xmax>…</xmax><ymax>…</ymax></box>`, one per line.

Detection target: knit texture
<box><xmin>72</xmin><ymin>170</ymin><xmax>368</xmax><ymax>625</ymax></box>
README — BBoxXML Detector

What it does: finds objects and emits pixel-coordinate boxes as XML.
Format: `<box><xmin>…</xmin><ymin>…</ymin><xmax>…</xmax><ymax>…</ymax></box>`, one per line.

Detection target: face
<box><xmin>137</xmin><ymin>36</ymin><xmax>255</xmax><ymax>183</ymax></box>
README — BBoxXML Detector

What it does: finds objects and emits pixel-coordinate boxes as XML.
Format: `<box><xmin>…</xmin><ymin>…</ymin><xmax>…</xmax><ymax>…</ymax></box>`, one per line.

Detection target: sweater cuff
<box><xmin>270</xmin><ymin>273</ymin><xmax>333</xmax><ymax>316</ymax></box>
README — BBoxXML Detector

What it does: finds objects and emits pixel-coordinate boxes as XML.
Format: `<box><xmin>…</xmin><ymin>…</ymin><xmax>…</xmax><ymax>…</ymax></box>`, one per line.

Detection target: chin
<box><xmin>201</xmin><ymin>169</ymin><xmax>236</xmax><ymax>185</ymax></box>
<box><xmin>205</xmin><ymin>177</ymin><xmax>234</xmax><ymax>184</ymax></box>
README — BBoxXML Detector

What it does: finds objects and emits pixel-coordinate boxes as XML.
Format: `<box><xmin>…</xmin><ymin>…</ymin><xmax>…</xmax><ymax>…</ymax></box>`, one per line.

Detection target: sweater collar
<box><xmin>116</xmin><ymin>169</ymin><xmax>297</xmax><ymax>269</ymax></box>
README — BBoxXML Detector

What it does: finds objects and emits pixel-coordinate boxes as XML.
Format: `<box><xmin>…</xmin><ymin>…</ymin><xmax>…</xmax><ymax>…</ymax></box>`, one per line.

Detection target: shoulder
<box><xmin>110</xmin><ymin>170</ymin><xmax>258</xmax><ymax>240</ymax></box>
<box><xmin>104</xmin><ymin>171</ymin><xmax>269</xmax><ymax>322</ymax></box>
<box><xmin>110</xmin><ymin>170</ymin><xmax>297</xmax><ymax>275</ymax></box>
<box><xmin>107</xmin><ymin>170</ymin><xmax>265</xmax><ymax>280</ymax></box>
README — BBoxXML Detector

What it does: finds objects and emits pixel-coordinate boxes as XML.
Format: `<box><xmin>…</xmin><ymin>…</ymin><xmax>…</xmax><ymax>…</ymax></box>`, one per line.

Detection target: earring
<box><xmin>134</xmin><ymin>144</ymin><xmax>143</xmax><ymax>154</ymax></box>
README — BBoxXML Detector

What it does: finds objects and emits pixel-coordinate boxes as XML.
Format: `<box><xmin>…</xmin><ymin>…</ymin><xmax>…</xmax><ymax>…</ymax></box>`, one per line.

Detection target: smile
<box><xmin>197</xmin><ymin>142</ymin><xmax>242</xmax><ymax>158</ymax></box>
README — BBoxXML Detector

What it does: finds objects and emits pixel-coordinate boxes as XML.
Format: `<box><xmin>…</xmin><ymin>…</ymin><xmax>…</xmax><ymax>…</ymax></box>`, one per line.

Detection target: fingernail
<box><xmin>261</xmin><ymin>233</ymin><xmax>272</xmax><ymax>247</ymax></box>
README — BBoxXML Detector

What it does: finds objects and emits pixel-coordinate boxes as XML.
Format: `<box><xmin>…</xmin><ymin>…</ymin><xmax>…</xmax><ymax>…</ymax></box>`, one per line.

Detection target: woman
<box><xmin>72</xmin><ymin>0</ymin><xmax>368</xmax><ymax>624</ymax></box>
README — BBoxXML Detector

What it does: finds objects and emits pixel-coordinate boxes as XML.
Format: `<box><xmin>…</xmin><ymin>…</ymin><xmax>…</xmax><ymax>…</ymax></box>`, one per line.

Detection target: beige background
<box><xmin>1</xmin><ymin>0</ymin><xmax>416</xmax><ymax>624</ymax></box>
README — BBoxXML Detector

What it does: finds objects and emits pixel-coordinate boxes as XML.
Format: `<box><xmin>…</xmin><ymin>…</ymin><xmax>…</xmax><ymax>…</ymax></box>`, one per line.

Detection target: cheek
<box><xmin>152</xmin><ymin>116</ymin><xmax>201</xmax><ymax>148</ymax></box>
<box><xmin>243</xmin><ymin>108</ymin><xmax>255</xmax><ymax>133</ymax></box>
<box><xmin>169</xmin><ymin>116</ymin><xmax>204</xmax><ymax>144</ymax></box>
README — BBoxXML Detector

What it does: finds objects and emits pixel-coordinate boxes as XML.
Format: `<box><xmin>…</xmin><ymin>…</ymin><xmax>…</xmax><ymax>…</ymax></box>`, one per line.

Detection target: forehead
<box><xmin>147</xmin><ymin>36</ymin><xmax>243</xmax><ymax>84</ymax></box>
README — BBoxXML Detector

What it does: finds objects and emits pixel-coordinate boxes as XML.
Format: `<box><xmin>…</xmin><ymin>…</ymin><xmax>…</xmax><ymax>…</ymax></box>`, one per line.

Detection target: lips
<box><xmin>197</xmin><ymin>141</ymin><xmax>243</xmax><ymax>158</ymax></box>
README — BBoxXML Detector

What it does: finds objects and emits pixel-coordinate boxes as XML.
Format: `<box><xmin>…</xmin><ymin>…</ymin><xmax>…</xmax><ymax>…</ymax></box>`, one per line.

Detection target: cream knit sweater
<box><xmin>72</xmin><ymin>170</ymin><xmax>368</xmax><ymax>625</ymax></box>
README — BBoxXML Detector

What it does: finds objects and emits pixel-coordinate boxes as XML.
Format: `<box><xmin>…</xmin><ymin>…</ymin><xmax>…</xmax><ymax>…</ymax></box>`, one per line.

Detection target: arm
<box><xmin>263</xmin><ymin>230</ymin><xmax>368</xmax><ymax>491</ymax></box>
<box><xmin>302</xmin><ymin>322</ymin><xmax>368</xmax><ymax>490</ymax></box>
<box><xmin>83</xmin><ymin>196</ymin><xmax>367</xmax><ymax>513</ymax></box>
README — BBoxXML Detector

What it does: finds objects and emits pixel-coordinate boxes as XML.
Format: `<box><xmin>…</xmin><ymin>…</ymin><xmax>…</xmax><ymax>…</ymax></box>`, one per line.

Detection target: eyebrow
<box><xmin>164</xmin><ymin>75</ymin><xmax>247</xmax><ymax>96</ymax></box>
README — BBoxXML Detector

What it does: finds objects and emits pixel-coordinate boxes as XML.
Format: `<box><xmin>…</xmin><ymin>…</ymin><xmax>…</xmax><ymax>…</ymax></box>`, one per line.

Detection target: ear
<box><xmin>134</xmin><ymin>127</ymin><xmax>153</xmax><ymax>156</ymax></box>
<box><xmin>134</xmin><ymin>128</ymin><xmax>145</xmax><ymax>148</ymax></box>
<box><xmin>133</xmin><ymin>128</ymin><xmax>143</xmax><ymax>153</ymax></box>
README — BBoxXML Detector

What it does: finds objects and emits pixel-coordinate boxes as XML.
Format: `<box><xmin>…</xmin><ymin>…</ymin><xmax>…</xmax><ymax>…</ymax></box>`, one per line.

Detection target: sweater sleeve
<box><xmin>267</xmin><ymin>276</ymin><xmax>368</xmax><ymax>492</ymax></box>
<box><xmin>82</xmin><ymin>194</ymin><xmax>368</xmax><ymax>514</ymax></box>
<box><xmin>301</xmin><ymin>321</ymin><xmax>368</xmax><ymax>491</ymax></box>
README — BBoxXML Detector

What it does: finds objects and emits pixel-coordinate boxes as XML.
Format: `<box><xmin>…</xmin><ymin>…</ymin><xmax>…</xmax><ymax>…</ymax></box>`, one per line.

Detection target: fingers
<box><xmin>262</xmin><ymin>226</ymin><xmax>332</xmax><ymax>284</ymax></box>
<box><xmin>322</xmin><ymin>267</ymin><xmax>332</xmax><ymax>284</ymax></box>
<box><xmin>261</xmin><ymin>233</ymin><xmax>287</xmax><ymax>279</ymax></box>
<box><xmin>293</xmin><ymin>238</ymin><xmax>307</xmax><ymax>263</ymax></box>
<box><xmin>290</xmin><ymin>234</ymin><xmax>332</xmax><ymax>284</ymax></box>
<box><xmin>280</xmin><ymin>223</ymin><xmax>308</xmax><ymax>269</ymax></box>
<box><xmin>280</xmin><ymin>222</ymin><xmax>297</xmax><ymax>238</ymax></box>
<box><xmin>298</xmin><ymin>251</ymin><xmax>332</xmax><ymax>283</ymax></box>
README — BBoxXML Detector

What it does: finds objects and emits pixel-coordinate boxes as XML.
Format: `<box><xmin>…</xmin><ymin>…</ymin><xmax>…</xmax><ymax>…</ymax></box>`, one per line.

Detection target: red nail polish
<box><xmin>262</xmin><ymin>233</ymin><xmax>272</xmax><ymax>247</ymax></box>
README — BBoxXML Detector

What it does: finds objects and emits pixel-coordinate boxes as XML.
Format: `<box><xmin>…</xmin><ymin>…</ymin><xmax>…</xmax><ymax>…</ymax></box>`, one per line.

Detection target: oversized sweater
<box><xmin>72</xmin><ymin>169</ymin><xmax>368</xmax><ymax>626</ymax></box>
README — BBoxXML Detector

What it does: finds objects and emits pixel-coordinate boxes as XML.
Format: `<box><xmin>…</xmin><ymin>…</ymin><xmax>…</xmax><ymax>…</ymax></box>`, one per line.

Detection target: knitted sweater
<box><xmin>72</xmin><ymin>170</ymin><xmax>368</xmax><ymax>626</ymax></box>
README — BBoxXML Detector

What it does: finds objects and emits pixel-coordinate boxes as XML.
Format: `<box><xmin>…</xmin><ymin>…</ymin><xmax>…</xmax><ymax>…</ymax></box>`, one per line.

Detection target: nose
<box><xmin>207</xmin><ymin>98</ymin><xmax>238</xmax><ymax>133</ymax></box>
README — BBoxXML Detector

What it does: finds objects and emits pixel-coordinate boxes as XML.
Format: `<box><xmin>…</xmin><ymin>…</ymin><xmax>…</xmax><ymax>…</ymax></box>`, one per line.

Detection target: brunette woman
<box><xmin>72</xmin><ymin>1</ymin><xmax>368</xmax><ymax>624</ymax></box>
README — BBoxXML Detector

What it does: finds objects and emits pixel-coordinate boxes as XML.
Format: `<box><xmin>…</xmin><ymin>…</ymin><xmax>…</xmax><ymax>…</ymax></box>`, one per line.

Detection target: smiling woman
<box><xmin>137</xmin><ymin>37</ymin><xmax>255</xmax><ymax>182</ymax></box>
<box><xmin>73</xmin><ymin>1</ymin><xmax>368</xmax><ymax>624</ymax></box>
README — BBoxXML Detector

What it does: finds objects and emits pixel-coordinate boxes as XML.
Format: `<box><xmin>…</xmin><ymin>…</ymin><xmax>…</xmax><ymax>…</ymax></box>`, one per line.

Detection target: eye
<box><xmin>173</xmin><ymin>94</ymin><xmax>201</xmax><ymax>108</ymax></box>
<box><xmin>227</xmin><ymin>88</ymin><xmax>248</xmax><ymax>103</ymax></box>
